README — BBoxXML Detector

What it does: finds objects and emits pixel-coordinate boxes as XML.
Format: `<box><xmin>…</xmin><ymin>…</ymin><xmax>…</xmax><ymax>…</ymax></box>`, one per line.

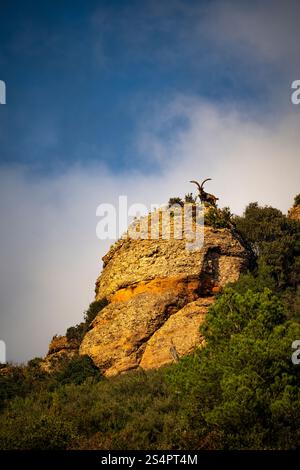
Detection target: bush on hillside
<box><xmin>234</xmin><ymin>202</ymin><xmax>300</xmax><ymax>290</ymax></box>
<box><xmin>168</xmin><ymin>197</ymin><xmax>183</xmax><ymax>207</ymax></box>
<box><xmin>294</xmin><ymin>194</ymin><xmax>300</xmax><ymax>207</ymax></box>
<box><xmin>184</xmin><ymin>193</ymin><xmax>197</xmax><ymax>204</ymax></box>
<box><xmin>204</xmin><ymin>206</ymin><xmax>233</xmax><ymax>228</ymax></box>
<box><xmin>167</xmin><ymin>287</ymin><xmax>300</xmax><ymax>449</ymax></box>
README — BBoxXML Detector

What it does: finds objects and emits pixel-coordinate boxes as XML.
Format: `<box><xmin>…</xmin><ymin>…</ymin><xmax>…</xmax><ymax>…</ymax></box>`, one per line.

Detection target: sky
<box><xmin>0</xmin><ymin>0</ymin><xmax>299</xmax><ymax>363</ymax></box>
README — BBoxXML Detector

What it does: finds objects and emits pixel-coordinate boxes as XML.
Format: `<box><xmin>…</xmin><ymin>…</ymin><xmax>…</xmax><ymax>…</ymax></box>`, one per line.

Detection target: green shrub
<box><xmin>205</xmin><ymin>206</ymin><xmax>233</xmax><ymax>228</ymax></box>
<box><xmin>168</xmin><ymin>197</ymin><xmax>183</xmax><ymax>207</ymax></box>
<box><xmin>0</xmin><ymin>366</ymin><xmax>27</xmax><ymax>410</ymax></box>
<box><xmin>84</xmin><ymin>299</ymin><xmax>108</xmax><ymax>324</ymax></box>
<box><xmin>184</xmin><ymin>193</ymin><xmax>197</xmax><ymax>204</ymax></box>
<box><xmin>234</xmin><ymin>202</ymin><xmax>300</xmax><ymax>290</ymax></box>
<box><xmin>167</xmin><ymin>288</ymin><xmax>300</xmax><ymax>449</ymax></box>
<box><xmin>66</xmin><ymin>324</ymin><xmax>85</xmax><ymax>342</ymax></box>
<box><xmin>0</xmin><ymin>393</ymin><xmax>77</xmax><ymax>449</ymax></box>
<box><xmin>294</xmin><ymin>194</ymin><xmax>300</xmax><ymax>207</ymax></box>
<box><xmin>52</xmin><ymin>355</ymin><xmax>101</xmax><ymax>386</ymax></box>
<box><xmin>0</xmin><ymin>355</ymin><xmax>101</xmax><ymax>412</ymax></box>
<box><xmin>0</xmin><ymin>369</ymin><xmax>178</xmax><ymax>450</ymax></box>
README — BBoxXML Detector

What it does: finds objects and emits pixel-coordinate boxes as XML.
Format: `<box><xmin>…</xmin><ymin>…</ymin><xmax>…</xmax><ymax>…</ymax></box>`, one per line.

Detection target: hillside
<box><xmin>0</xmin><ymin>198</ymin><xmax>299</xmax><ymax>450</ymax></box>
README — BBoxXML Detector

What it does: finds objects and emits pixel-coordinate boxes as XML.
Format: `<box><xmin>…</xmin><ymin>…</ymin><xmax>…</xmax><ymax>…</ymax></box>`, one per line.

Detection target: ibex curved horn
<box><xmin>200</xmin><ymin>178</ymin><xmax>212</xmax><ymax>189</ymax></box>
<box><xmin>190</xmin><ymin>180</ymin><xmax>202</xmax><ymax>191</ymax></box>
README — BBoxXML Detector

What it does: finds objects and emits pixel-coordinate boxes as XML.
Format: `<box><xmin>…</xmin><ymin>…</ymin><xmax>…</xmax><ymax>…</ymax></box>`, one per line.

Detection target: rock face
<box><xmin>139</xmin><ymin>297</ymin><xmax>215</xmax><ymax>370</ymax></box>
<box><xmin>80</xmin><ymin>209</ymin><xmax>250</xmax><ymax>377</ymax></box>
<box><xmin>41</xmin><ymin>335</ymin><xmax>78</xmax><ymax>372</ymax></box>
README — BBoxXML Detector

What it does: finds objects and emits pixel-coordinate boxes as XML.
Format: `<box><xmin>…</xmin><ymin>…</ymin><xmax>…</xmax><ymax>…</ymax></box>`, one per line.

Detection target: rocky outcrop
<box><xmin>80</xmin><ymin>208</ymin><xmax>250</xmax><ymax>377</ymax></box>
<box><xmin>80</xmin><ymin>290</ymin><xmax>188</xmax><ymax>376</ymax></box>
<box><xmin>95</xmin><ymin>221</ymin><xmax>248</xmax><ymax>302</ymax></box>
<box><xmin>288</xmin><ymin>204</ymin><xmax>300</xmax><ymax>221</ymax></box>
<box><xmin>139</xmin><ymin>297</ymin><xmax>215</xmax><ymax>370</ymax></box>
<box><xmin>41</xmin><ymin>335</ymin><xmax>78</xmax><ymax>372</ymax></box>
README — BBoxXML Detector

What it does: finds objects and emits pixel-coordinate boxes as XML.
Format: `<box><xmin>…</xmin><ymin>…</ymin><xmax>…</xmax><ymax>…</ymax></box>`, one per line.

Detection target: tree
<box><xmin>205</xmin><ymin>206</ymin><xmax>233</xmax><ymax>229</ymax></box>
<box><xmin>234</xmin><ymin>202</ymin><xmax>300</xmax><ymax>290</ymax></box>
<box><xmin>168</xmin><ymin>288</ymin><xmax>300</xmax><ymax>449</ymax></box>
<box><xmin>294</xmin><ymin>194</ymin><xmax>300</xmax><ymax>207</ymax></box>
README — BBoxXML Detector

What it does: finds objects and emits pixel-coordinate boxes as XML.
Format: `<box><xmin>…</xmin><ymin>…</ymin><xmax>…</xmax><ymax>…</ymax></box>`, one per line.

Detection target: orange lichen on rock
<box><xmin>110</xmin><ymin>276</ymin><xmax>200</xmax><ymax>303</ymax></box>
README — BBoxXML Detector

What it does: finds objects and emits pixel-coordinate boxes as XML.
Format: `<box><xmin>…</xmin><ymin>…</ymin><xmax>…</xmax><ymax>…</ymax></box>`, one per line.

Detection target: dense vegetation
<box><xmin>0</xmin><ymin>199</ymin><xmax>299</xmax><ymax>450</ymax></box>
<box><xmin>0</xmin><ymin>355</ymin><xmax>100</xmax><ymax>411</ymax></box>
<box><xmin>205</xmin><ymin>206</ymin><xmax>233</xmax><ymax>228</ymax></box>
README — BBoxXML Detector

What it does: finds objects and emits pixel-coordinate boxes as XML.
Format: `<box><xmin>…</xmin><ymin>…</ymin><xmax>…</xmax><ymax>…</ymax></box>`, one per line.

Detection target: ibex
<box><xmin>190</xmin><ymin>178</ymin><xmax>219</xmax><ymax>206</ymax></box>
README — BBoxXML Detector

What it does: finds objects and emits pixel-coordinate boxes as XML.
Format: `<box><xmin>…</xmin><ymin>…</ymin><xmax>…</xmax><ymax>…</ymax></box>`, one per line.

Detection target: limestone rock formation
<box><xmin>139</xmin><ymin>297</ymin><xmax>215</xmax><ymax>370</ymax></box>
<box><xmin>80</xmin><ymin>208</ymin><xmax>250</xmax><ymax>376</ymax></box>
<box><xmin>41</xmin><ymin>335</ymin><xmax>78</xmax><ymax>372</ymax></box>
<box><xmin>288</xmin><ymin>204</ymin><xmax>300</xmax><ymax>221</ymax></box>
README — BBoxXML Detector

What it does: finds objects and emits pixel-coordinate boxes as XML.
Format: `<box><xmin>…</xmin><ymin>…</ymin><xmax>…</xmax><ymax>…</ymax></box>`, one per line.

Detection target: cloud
<box><xmin>202</xmin><ymin>0</ymin><xmax>300</xmax><ymax>68</ymax></box>
<box><xmin>1</xmin><ymin>95</ymin><xmax>299</xmax><ymax>363</ymax></box>
<box><xmin>135</xmin><ymin>94</ymin><xmax>300</xmax><ymax>212</ymax></box>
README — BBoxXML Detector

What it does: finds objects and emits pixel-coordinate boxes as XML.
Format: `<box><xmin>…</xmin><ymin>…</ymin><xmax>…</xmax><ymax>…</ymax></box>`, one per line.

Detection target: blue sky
<box><xmin>0</xmin><ymin>0</ymin><xmax>280</xmax><ymax>174</ymax></box>
<box><xmin>0</xmin><ymin>0</ymin><xmax>299</xmax><ymax>362</ymax></box>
